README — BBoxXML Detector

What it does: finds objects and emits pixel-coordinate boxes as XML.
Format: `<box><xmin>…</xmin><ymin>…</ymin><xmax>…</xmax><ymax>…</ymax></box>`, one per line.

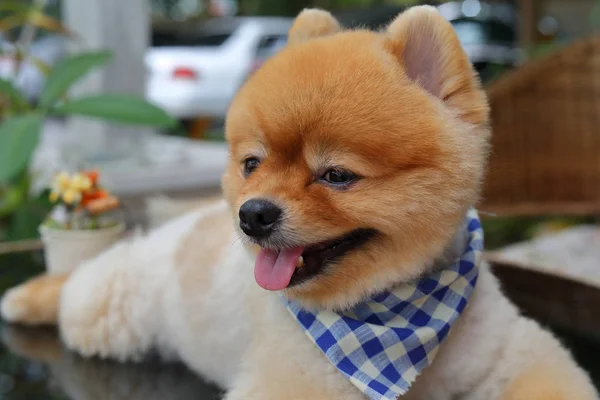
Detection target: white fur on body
<box><xmin>57</xmin><ymin>201</ymin><xmax>595</xmax><ymax>399</ymax></box>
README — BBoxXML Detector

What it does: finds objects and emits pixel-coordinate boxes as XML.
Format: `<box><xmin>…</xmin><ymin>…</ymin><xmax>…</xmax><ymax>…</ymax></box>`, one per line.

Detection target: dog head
<box><xmin>222</xmin><ymin>6</ymin><xmax>490</xmax><ymax>310</ymax></box>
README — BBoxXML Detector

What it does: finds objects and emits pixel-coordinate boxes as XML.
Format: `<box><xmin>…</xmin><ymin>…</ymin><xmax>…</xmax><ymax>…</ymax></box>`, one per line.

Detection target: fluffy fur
<box><xmin>1</xmin><ymin>7</ymin><xmax>597</xmax><ymax>400</ymax></box>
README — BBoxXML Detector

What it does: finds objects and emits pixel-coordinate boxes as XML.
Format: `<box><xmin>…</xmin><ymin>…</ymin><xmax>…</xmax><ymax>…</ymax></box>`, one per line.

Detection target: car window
<box><xmin>152</xmin><ymin>32</ymin><xmax>232</xmax><ymax>47</ymax></box>
<box><xmin>255</xmin><ymin>35</ymin><xmax>286</xmax><ymax>58</ymax></box>
<box><xmin>195</xmin><ymin>34</ymin><xmax>232</xmax><ymax>46</ymax></box>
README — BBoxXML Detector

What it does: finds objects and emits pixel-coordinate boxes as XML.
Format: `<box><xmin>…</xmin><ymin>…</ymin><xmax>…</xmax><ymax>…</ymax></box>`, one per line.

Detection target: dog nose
<box><xmin>239</xmin><ymin>199</ymin><xmax>282</xmax><ymax>238</ymax></box>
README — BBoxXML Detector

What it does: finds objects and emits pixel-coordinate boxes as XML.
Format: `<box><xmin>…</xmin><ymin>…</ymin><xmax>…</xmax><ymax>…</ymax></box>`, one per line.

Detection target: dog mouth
<box><xmin>253</xmin><ymin>229</ymin><xmax>376</xmax><ymax>291</ymax></box>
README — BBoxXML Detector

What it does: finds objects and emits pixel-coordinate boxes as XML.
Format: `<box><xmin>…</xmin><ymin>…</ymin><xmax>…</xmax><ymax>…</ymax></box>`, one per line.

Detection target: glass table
<box><xmin>0</xmin><ymin>251</ymin><xmax>599</xmax><ymax>399</ymax></box>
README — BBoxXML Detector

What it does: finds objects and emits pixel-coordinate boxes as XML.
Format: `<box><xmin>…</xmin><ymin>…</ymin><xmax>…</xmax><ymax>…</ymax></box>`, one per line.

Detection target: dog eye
<box><xmin>244</xmin><ymin>157</ymin><xmax>261</xmax><ymax>176</ymax></box>
<box><xmin>321</xmin><ymin>168</ymin><xmax>356</xmax><ymax>186</ymax></box>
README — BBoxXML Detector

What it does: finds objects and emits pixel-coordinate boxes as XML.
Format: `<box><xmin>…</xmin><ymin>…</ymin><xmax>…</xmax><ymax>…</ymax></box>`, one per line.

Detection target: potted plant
<box><xmin>39</xmin><ymin>169</ymin><xmax>124</xmax><ymax>274</ymax></box>
<box><xmin>0</xmin><ymin>1</ymin><xmax>177</xmax><ymax>243</ymax></box>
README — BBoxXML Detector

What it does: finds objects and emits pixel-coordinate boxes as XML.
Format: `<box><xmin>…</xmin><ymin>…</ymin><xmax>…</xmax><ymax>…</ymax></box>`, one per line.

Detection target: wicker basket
<box><xmin>481</xmin><ymin>36</ymin><xmax>600</xmax><ymax>216</ymax></box>
<box><xmin>480</xmin><ymin>37</ymin><xmax>600</xmax><ymax>332</ymax></box>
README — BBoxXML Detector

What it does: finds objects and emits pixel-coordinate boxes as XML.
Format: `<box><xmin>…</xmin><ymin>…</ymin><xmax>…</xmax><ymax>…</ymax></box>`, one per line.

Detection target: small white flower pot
<box><xmin>39</xmin><ymin>223</ymin><xmax>125</xmax><ymax>275</ymax></box>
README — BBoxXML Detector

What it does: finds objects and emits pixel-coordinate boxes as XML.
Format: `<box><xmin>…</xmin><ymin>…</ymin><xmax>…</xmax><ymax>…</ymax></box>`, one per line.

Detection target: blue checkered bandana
<box><xmin>285</xmin><ymin>209</ymin><xmax>483</xmax><ymax>400</ymax></box>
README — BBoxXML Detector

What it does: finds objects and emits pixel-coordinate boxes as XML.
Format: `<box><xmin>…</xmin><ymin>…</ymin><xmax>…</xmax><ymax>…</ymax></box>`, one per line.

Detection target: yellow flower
<box><xmin>48</xmin><ymin>170</ymin><xmax>97</xmax><ymax>205</ymax></box>
<box><xmin>55</xmin><ymin>172</ymin><xmax>71</xmax><ymax>192</ymax></box>
<box><xmin>70</xmin><ymin>173</ymin><xmax>92</xmax><ymax>191</ymax></box>
<box><xmin>49</xmin><ymin>190</ymin><xmax>60</xmax><ymax>203</ymax></box>
<box><xmin>62</xmin><ymin>188</ymin><xmax>82</xmax><ymax>205</ymax></box>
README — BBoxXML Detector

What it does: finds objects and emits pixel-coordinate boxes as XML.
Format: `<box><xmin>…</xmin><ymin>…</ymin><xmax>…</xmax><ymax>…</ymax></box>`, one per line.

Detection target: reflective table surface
<box><xmin>0</xmin><ymin>251</ymin><xmax>222</xmax><ymax>400</ymax></box>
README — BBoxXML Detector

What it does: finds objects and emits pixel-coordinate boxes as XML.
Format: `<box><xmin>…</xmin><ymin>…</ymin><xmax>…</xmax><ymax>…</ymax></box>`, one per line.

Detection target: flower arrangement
<box><xmin>43</xmin><ymin>169</ymin><xmax>122</xmax><ymax>230</ymax></box>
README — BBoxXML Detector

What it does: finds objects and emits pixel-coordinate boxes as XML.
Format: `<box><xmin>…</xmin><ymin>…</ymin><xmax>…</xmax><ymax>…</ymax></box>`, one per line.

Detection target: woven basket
<box><xmin>481</xmin><ymin>36</ymin><xmax>600</xmax><ymax>216</ymax></box>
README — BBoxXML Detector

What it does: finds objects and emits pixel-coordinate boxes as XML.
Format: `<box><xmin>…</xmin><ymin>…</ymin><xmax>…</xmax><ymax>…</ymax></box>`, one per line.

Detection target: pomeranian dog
<box><xmin>2</xmin><ymin>6</ymin><xmax>597</xmax><ymax>400</ymax></box>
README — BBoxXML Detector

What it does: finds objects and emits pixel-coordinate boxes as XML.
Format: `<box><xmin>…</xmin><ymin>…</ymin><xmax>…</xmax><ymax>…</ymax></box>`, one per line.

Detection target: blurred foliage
<box><xmin>525</xmin><ymin>42</ymin><xmax>562</xmax><ymax>60</ymax></box>
<box><xmin>593</xmin><ymin>3</ymin><xmax>600</xmax><ymax>31</ymax></box>
<box><xmin>1</xmin><ymin>189</ymin><xmax>52</xmax><ymax>241</ymax></box>
<box><xmin>482</xmin><ymin>215</ymin><xmax>596</xmax><ymax>250</ymax></box>
<box><xmin>0</xmin><ymin>0</ymin><xmax>177</xmax><ymax>243</ymax></box>
<box><xmin>0</xmin><ymin>0</ymin><xmax>61</xmax><ymax>42</ymax></box>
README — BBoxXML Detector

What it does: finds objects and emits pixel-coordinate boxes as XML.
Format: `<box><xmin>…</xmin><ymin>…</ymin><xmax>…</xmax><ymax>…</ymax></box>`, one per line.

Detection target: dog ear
<box><xmin>288</xmin><ymin>9</ymin><xmax>341</xmax><ymax>45</ymax></box>
<box><xmin>386</xmin><ymin>6</ymin><xmax>488</xmax><ymax>125</ymax></box>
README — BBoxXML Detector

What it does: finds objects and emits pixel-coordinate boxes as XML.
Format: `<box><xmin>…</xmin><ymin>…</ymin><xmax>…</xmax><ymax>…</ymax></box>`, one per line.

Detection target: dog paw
<box><xmin>1</xmin><ymin>287</ymin><xmax>30</xmax><ymax>323</ymax></box>
<box><xmin>1</xmin><ymin>274</ymin><xmax>65</xmax><ymax>325</ymax></box>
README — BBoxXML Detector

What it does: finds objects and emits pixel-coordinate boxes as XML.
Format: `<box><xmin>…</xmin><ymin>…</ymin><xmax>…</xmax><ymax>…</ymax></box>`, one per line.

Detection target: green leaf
<box><xmin>28</xmin><ymin>56</ymin><xmax>52</xmax><ymax>77</ymax></box>
<box><xmin>0</xmin><ymin>172</ymin><xmax>30</xmax><ymax>218</ymax></box>
<box><xmin>51</xmin><ymin>94</ymin><xmax>178</xmax><ymax>128</ymax></box>
<box><xmin>0</xmin><ymin>114</ymin><xmax>43</xmax><ymax>183</ymax></box>
<box><xmin>0</xmin><ymin>186</ymin><xmax>25</xmax><ymax>217</ymax></box>
<box><xmin>7</xmin><ymin>198</ymin><xmax>49</xmax><ymax>240</ymax></box>
<box><xmin>0</xmin><ymin>77</ymin><xmax>29</xmax><ymax>111</ymax></box>
<box><xmin>39</xmin><ymin>51</ymin><xmax>112</xmax><ymax>107</ymax></box>
<box><xmin>0</xmin><ymin>1</ymin><xmax>31</xmax><ymax>13</ymax></box>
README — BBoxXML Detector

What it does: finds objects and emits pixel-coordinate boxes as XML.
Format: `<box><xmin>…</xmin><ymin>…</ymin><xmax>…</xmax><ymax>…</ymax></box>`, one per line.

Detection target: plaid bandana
<box><xmin>285</xmin><ymin>209</ymin><xmax>483</xmax><ymax>400</ymax></box>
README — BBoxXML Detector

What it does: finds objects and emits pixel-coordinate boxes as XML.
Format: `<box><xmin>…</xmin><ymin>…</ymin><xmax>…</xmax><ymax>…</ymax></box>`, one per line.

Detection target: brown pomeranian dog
<box><xmin>2</xmin><ymin>6</ymin><xmax>597</xmax><ymax>400</ymax></box>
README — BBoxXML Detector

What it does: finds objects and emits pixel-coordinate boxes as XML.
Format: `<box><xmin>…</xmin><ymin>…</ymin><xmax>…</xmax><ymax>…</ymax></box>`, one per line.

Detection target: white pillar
<box><xmin>61</xmin><ymin>0</ymin><xmax>151</xmax><ymax>167</ymax></box>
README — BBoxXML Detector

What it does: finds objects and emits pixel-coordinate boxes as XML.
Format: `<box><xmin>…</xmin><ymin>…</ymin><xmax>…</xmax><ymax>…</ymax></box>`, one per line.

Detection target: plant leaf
<box><xmin>0</xmin><ymin>114</ymin><xmax>42</xmax><ymax>183</ymax></box>
<box><xmin>0</xmin><ymin>1</ymin><xmax>31</xmax><ymax>13</ymax></box>
<box><xmin>39</xmin><ymin>51</ymin><xmax>112</xmax><ymax>107</ymax></box>
<box><xmin>28</xmin><ymin>56</ymin><xmax>52</xmax><ymax>77</ymax></box>
<box><xmin>0</xmin><ymin>172</ymin><xmax>30</xmax><ymax>218</ymax></box>
<box><xmin>0</xmin><ymin>77</ymin><xmax>29</xmax><ymax>110</ymax></box>
<box><xmin>51</xmin><ymin>94</ymin><xmax>178</xmax><ymax>128</ymax></box>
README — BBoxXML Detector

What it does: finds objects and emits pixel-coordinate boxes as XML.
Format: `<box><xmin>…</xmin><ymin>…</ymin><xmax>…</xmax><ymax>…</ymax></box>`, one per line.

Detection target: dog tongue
<box><xmin>254</xmin><ymin>247</ymin><xmax>304</xmax><ymax>291</ymax></box>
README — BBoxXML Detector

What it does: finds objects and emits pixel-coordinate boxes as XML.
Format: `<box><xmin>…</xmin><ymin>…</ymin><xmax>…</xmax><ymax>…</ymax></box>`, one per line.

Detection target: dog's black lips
<box><xmin>288</xmin><ymin>228</ymin><xmax>377</xmax><ymax>288</ymax></box>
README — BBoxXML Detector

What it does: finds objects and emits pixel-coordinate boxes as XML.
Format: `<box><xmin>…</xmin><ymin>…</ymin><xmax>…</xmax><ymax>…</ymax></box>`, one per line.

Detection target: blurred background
<box><xmin>0</xmin><ymin>0</ymin><xmax>600</xmax><ymax>399</ymax></box>
<box><xmin>1</xmin><ymin>0</ymin><xmax>599</xmax><ymax>235</ymax></box>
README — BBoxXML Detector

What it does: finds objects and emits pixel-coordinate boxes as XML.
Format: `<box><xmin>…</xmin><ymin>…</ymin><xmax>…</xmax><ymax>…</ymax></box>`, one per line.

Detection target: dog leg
<box><xmin>499</xmin><ymin>361</ymin><xmax>598</xmax><ymax>400</ymax></box>
<box><xmin>482</xmin><ymin>318</ymin><xmax>600</xmax><ymax>400</ymax></box>
<box><xmin>56</xmin><ymin>232</ymin><xmax>179</xmax><ymax>361</ymax></box>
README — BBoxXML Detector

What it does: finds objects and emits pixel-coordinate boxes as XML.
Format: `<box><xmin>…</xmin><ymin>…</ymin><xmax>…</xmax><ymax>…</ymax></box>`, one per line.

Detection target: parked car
<box><xmin>146</xmin><ymin>17</ymin><xmax>292</xmax><ymax>120</ymax></box>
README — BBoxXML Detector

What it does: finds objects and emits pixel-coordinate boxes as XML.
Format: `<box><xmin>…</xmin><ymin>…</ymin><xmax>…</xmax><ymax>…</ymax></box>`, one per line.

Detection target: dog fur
<box><xmin>2</xmin><ymin>7</ymin><xmax>598</xmax><ymax>400</ymax></box>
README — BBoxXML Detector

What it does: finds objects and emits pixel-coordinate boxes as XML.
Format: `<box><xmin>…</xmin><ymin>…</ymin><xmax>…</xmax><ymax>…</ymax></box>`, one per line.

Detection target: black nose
<box><xmin>239</xmin><ymin>199</ymin><xmax>282</xmax><ymax>238</ymax></box>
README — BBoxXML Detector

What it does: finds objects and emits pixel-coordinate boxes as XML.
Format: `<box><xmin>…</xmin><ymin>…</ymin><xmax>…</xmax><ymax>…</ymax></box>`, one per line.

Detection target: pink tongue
<box><xmin>254</xmin><ymin>247</ymin><xmax>304</xmax><ymax>291</ymax></box>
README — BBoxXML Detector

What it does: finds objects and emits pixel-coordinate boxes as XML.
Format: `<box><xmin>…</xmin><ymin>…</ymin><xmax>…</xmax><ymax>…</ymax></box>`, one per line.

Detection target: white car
<box><xmin>146</xmin><ymin>17</ymin><xmax>292</xmax><ymax>120</ymax></box>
